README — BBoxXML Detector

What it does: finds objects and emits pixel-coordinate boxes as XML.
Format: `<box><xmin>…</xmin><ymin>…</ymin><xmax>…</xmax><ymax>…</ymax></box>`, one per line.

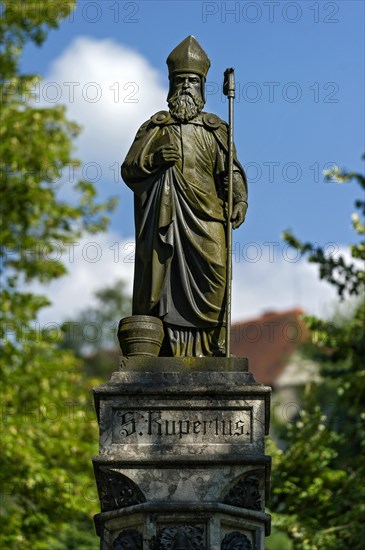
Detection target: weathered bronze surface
<box><xmin>118</xmin><ymin>315</ymin><xmax>164</xmax><ymax>357</ymax></box>
<box><xmin>121</xmin><ymin>36</ymin><xmax>248</xmax><ymax>357</ymax></box>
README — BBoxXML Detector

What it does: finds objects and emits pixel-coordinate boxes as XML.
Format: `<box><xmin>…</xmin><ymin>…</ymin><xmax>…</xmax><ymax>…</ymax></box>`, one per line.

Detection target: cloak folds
<box><xmin>132</xmin><ymin>164</ymin><xmax>226</xmax><ymax>328</ymax></box>
<box><xmin>121</xmin><ymin>111</ymin><xmax>247</xmax><ymax>347</ymax></box>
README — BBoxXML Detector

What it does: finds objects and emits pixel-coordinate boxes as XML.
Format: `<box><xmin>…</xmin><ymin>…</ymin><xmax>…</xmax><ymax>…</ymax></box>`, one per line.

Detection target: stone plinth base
<box><xmin>93</xmin><ymin>358</ymin><xmax>271</xmax><ymax>549</ymax></box>
<box><xmin>95</xmin><ymin>502</ymin><xmax>271</xmax><ymax>549</ymax></box>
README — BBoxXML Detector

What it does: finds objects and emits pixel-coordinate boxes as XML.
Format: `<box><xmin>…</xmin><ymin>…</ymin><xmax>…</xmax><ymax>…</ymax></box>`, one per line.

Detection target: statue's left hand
<box><xmin>231</xmin><ymin>201</ymin><xmax>247</xmax><ymax>229</ymax></box>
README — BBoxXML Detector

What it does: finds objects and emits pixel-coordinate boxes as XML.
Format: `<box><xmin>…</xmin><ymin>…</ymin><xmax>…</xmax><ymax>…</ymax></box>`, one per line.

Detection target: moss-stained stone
<box><xmin>93</xmin><ymin>359</ymin><xmax>271</xmax><ymax>548</ymax></box>
<box><xmin>120</xmin><ymin>356</ymin><xmax>249</xmax><ymax>373</ymax></box>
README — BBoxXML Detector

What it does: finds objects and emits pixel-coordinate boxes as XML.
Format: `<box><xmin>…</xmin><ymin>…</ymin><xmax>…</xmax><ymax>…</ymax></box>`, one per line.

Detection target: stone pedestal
<box><xmin>93</xmin><ymin>358</ymin><xmax>271</xmax><ymax>549</ymax></box>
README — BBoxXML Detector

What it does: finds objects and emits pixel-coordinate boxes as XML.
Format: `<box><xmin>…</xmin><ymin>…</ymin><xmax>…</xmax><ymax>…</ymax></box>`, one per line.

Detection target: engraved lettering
<box><xmin>112</xmin><ymin>408</ymin><xmax>253</xmax><ymax>444</ymax></box>
<box><xmin>165</xmin><ymin>420</ymin><xmax>176</xmax><ymax>435</ymax></box>
<box><xmin>202</xmin><ymin>420</ymin><xmax>210</xmax><ymax>434</ymax></box>
<box><xmin>222</xmin><ymin>420</ymin><xmax>233</xmax><ymax>436</ymax></box>
<box><xmin>193</xmin><ymin>420</ymin><xmax>201</xmax><ymax>434</ymax></box>
<box><xmin>119</xmin><ymin>411</ymin><xmax>136</xmax><ymax>437</ymax></box>
<box><xmin>147</xmin><ymin>410</ymin><xmax>162</xmax><ymax>436</ymax></box>
<box><xmin>234</xmin><ymin>420</ymin><xmax>245</xmax><ymax>436</ymax></box>
<box><xmin>214</xmin><ymin>417</ymin><xmax>219</xmax><ymax>435</ymax></box>
<box><xmin>178</xmin><ymin>420</ymin><xmax>190</xmax><ymax>438</ymax></box>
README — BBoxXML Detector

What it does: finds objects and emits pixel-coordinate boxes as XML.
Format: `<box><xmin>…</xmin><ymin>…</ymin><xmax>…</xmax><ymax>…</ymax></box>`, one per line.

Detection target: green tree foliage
<box><xmin>1</xmin><ymin>2</ymin><xmax>116</xmax><ymax>285</ymax></box>
<box><xmin>282</xmin><ymin>161</ymin><xmax>364</xmax><ymax>298</ymax></box>
<box><xmin>61</xmin><ymin>279</ymin><xmax>132</xmax><ymax>377</ymax></box>
<box><xmin>0</xmin><ymin>2</ymin><xmax>116</xmax><ymax>548</ymax></box>
<box><xmin>62</xmin><ymin>279</ymin><xmax>131</xmax><ymax>356</ymax></box>
<box><xmin>268</xmin><ymin>162</ymin><xmax>365</xmax><ymax>549</ymax></box>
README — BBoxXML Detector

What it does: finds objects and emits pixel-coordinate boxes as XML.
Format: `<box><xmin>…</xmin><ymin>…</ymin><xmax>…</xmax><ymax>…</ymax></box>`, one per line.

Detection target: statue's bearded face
<box><xmin>168</xmin><ymin>73</ymin><xmax>205</xmax><ymax>122</ymax></box>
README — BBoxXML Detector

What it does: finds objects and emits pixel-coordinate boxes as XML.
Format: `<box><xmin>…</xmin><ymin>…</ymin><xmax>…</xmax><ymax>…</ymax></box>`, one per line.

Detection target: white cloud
<box><xmin>232</xmin><ymin>249</ymin><xmax>339</xmax><ymax>321</ymax></box>
<box><xmin>43</xmin><ymin>36</ymin><xmax>167</xmax><ymax>167</ymax></box>
<box><xmin>34</xmin><ymin>232</ymin><xmax>135</xmax><ymax>325</ymax></box>
<box><xmin>35</xmin><ymin>232</ymin><xmax>346</xmax><ymax>327</ymax></box>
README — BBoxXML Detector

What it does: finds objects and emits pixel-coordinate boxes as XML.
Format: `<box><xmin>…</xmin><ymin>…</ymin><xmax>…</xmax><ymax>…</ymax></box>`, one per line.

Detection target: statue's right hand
<box><xmin>153</xmin><ymin>144</ymin><xmax>179</xmax><ymax>168</ymax></box>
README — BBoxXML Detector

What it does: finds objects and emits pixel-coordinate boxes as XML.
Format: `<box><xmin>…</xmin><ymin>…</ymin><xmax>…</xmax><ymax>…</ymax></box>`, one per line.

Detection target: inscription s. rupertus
<box><xmin>112</xmin><ymin>409</ymin><xmax>252</xmax><ymax>443</ymax></box>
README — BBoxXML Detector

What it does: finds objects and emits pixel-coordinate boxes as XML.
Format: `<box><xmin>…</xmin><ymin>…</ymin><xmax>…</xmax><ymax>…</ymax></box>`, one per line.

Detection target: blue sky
<box><xmin>21</xmin><ymin>1</ymin><xmax>364</xmax><ymax>322</ymax></box>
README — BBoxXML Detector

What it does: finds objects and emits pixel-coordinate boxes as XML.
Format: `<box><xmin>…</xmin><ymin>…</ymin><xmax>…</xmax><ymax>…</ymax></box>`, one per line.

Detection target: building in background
<box><xmin>231</xmin><ymin>309</ymin><xmax>320</xmax><ymax>424</ymax></box>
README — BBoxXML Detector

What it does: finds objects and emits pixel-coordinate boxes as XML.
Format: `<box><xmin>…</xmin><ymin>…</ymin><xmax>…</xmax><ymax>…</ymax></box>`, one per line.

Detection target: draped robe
<box><xmin>121</xmin><ymin>111</ymin><xmax>247</xmax><ymax>356</ymax></box>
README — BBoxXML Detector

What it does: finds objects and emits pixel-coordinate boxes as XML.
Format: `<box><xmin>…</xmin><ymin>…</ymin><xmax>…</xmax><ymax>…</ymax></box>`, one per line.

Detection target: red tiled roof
<box><xmin>230</xmin><ymin>308</ymin><xmax>309</xmax><ymax>385</ymax></box>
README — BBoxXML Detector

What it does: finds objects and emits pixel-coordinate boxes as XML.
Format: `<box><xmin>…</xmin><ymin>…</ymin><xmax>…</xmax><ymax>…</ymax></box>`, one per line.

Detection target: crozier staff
<box><xmin>121</xmin><ymin>36</ymin><xmax>248</xmax><ymax>357</ymax></box>
<box><xmin>223</xmin><ymin>67</ymin><xmax>235</xmax><ymax>358</ymax></box>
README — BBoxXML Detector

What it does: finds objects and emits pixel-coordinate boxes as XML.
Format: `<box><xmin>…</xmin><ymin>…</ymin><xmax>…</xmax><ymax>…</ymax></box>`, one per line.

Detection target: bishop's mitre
<box><xmin>166</xmin><ymin>35</ymin><xmax>211</xmax><ymax>79</ymax></box>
